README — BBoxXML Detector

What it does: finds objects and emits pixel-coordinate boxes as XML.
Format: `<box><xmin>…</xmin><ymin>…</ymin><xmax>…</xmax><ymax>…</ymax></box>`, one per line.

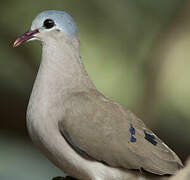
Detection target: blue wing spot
<box><xmin>130</xmin><ymin>135</ymin><xmax>136</xmax><ymax>142</ymax></box>
<box><xmin>144</xmin><ymin>130</ymin><xmax>157</xmax><ymax>145</ymax></box>
<box><xmin>129</xmin><ymin>124</ymin><xmax>135</xmax><ymax>135</ymax></box>
<box><xmin>129</xmin><ymin>124</ymin><xmax>136</xmax><ymax>143</ymax></box>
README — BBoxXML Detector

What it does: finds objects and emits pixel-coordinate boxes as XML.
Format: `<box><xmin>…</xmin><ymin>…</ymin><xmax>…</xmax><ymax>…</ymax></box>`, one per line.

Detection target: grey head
<box><xmin>14</xmin><ymin>10</ymin><xmax>78</xmax><ymax>47</ymax></box>
<box><xmin>31</xmin><ymin>10</ymin><xmax>78</xmax><ymax>36</ymax></box>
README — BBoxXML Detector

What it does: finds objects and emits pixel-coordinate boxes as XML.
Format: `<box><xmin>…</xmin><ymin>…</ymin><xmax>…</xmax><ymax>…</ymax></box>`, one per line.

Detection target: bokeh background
<box><xmin>1</xmin><ymin>0</ymin><xmax>190</xmax><ymax>179</ymax></box>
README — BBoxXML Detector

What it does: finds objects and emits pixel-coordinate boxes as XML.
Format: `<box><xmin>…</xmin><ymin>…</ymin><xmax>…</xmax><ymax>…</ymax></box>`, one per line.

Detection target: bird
<box><xmin>13</xmin><ymin>10</ymin><xmax>183</xmax><ymax>180</ymax></box>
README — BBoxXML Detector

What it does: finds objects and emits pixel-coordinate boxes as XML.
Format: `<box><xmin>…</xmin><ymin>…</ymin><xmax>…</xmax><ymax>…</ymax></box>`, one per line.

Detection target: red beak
<box><xmin>13</xmin><ymin>29</ymin><xmax>39</xmax><ymax>47</ymax></box>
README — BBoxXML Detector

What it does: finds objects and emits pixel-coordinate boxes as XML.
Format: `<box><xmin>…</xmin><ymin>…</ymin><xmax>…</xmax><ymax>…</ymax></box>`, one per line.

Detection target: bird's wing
<box><xmin>59</xmin><ymin>89</ymin><xmax>183</xmax><ymax>175</ymax></box>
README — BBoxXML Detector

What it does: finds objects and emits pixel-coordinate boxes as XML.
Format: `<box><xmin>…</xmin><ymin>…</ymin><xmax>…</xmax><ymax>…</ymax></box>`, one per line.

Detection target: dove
<box><xmin>13</xmin><ymin>10</ymin><xmax>183</xmax><ymax>180</ymax></box>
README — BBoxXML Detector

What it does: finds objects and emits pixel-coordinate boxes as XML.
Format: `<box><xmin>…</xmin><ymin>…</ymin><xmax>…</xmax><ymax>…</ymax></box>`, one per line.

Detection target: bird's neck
<box><xmin>38</xmin><ymin>37</ymin><xmax>95</xmax><ymax>94</ymax></box>
<box><xmin>29</xmin><ymin>37</ymin><xmax>95</xmax><ymax>113</ymax></box>
<box><xmin>27</xmin><ymin>37</ymin><xmax>95</xmax><ymax>124</ymax></box>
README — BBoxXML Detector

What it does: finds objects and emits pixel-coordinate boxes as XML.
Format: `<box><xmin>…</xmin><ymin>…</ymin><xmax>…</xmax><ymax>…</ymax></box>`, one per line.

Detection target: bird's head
<box><xmin>13</xmin><ymin>10</ymin><xmax>78</xmax><ymax>47</ymax></box>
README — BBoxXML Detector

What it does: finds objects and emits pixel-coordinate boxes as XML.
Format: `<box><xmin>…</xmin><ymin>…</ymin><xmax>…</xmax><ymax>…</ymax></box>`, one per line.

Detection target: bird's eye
<box><xmin>43</xmin><ymin>19</ymin><xmax>55</xmax><ymax>29</ymax></box>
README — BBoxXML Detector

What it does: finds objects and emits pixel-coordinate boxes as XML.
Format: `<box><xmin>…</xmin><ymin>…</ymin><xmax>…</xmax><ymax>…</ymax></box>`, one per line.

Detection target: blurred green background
<box><xmin>1</xmin><ymin>0</ymin><xmax>190</xmax><ymax>179</ymax></box>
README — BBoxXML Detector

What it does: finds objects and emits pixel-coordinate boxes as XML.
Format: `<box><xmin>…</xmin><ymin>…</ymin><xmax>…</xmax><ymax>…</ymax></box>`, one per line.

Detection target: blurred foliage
<box><xmin>0</xmin><ymin>0</ymin><xmax>190</xmax><ymax>179</ymax></box>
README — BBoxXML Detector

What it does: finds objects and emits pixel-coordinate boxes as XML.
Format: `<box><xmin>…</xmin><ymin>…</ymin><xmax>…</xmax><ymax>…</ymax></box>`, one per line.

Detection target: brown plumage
<box><xmin>60</xmin><ymin>89</ymin><xmax>183</xmax><ymax>175</ymax></box>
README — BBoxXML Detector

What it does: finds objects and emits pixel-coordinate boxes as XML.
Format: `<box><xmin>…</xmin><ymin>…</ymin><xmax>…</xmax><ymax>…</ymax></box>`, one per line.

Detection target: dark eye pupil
<box><xmin>43</xmin><ymin>19</ymin><xmax>55</xmax><ymax>29</ymax></box>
